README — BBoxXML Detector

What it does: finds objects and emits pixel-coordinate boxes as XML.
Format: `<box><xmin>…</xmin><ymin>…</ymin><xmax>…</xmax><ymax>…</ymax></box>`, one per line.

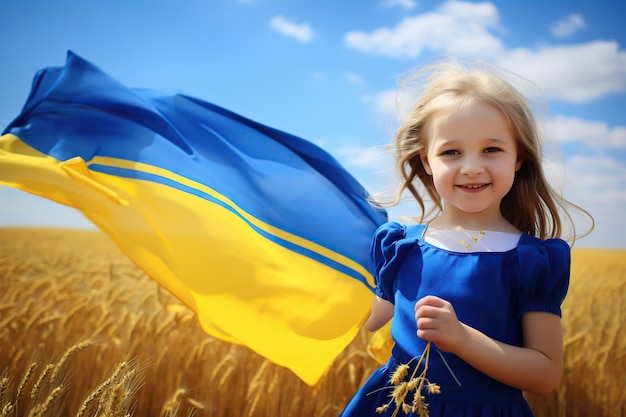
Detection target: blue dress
<box><xmin>340</xmin><ymin>222</ymin><xmax>570</xmax><ymax>417</ymax></box>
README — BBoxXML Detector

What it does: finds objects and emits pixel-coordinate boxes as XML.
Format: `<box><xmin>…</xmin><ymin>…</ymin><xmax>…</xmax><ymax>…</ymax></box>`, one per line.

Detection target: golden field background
<box><xmin>0</xmin><ymin>228</ymin><xmax>624</xmax><ymax>417</ymax></box>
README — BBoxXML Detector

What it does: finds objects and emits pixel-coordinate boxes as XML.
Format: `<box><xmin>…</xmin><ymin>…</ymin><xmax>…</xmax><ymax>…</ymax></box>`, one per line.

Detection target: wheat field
<box><xmin>0</xmin><ymin>228</ymin><xmax>623</xmax><ymax>417</ymax></box>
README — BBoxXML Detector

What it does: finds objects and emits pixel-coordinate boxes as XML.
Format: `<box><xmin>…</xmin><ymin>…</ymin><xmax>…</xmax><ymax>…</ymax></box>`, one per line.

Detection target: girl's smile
<box><xmin>458</xmin><ymin>183</ymin><xmax>491</xmax><ymax>192</ymax></box>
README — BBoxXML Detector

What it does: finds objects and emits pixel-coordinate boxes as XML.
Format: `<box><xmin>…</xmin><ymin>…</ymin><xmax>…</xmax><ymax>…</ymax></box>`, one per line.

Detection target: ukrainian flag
<box><xmin>0</xmin><ymin>51</ymin><xmax>387</xmax><ymax>385</ymax></box>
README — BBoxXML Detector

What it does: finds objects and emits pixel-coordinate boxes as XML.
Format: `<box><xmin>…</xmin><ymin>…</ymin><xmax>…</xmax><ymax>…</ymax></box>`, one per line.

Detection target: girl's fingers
<box><xmin>414</xmin><ymin>295</ymin><xmax>446</xmax><ymax>312</ymax></box>
<box><xmin>416</xmin><ymin>316</ymin><xmax>439</xmax><ymax>330</ymax></box>
<box><xmin>415</xmin><ymin>304</ymin><xmax>440</xmax><ymax>319</ymax></box>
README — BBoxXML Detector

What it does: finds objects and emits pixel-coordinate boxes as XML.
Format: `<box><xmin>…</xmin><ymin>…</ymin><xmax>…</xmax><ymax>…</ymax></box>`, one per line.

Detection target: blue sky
<box><xmin>1</xmin><ymin>0</ymin><xmax>624</xmax><ymax>248</ymax></box>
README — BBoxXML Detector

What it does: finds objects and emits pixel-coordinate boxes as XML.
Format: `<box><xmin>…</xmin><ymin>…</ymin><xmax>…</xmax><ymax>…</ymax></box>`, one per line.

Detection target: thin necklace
<box><xmin>459</xmin><ymin>229</ymin><xmax>486</xmax><ymax>250</ymax></box>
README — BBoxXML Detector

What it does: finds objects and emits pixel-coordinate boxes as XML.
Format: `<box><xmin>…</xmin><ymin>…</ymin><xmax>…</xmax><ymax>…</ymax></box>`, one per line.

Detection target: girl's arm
<box><xmin>365</xmin><ymin>296</ymin><xmax>394</xmax><ymax>331</ymax></box>
<box><xmin>414</xmin><ymin>295</ymin><xmax>563</xmax><ymax>396</ymax></box>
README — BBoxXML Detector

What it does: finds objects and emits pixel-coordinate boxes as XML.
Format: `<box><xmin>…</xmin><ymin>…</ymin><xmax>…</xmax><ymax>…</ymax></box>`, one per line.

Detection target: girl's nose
<box><xmin>460</xmin><ymin>155</ymin><xmax>484</xmax><ymax>176</ymax></box>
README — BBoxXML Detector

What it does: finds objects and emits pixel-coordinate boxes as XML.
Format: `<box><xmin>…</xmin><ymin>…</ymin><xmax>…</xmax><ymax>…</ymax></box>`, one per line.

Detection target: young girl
<box><xmin>340</xmin><ymin>60</ymin><xmax>592</xmax><ymax>417</ymax></box>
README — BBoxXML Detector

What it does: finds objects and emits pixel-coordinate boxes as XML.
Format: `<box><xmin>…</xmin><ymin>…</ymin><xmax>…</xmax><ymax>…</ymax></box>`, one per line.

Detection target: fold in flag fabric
<box><xmin>0</xmin><ymin>51</ymin><xmax>387</xmax><ymax>385</ymax></box>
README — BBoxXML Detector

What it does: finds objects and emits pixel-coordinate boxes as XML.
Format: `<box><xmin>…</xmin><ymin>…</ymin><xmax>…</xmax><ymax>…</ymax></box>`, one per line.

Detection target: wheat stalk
<box><xmin>28</xmin><ymin>385</ymin><xmax>63</xmax><ymax>417</ymax></box>
<box><xmin>16</xmin><ymin>361</ymin><xmax>37</xmax><ymax>401</ymax></box>
<box><xmin>76</xmin><ymin>360</ymin><xmax>129</xmax><ymax>417</ymax></box>
<box><xmin>246</xmin><ymin>360</ymin><xmax>269</xmax><ymax>417</ymax></box>
<box><xmin>161</xmin><ymin>387</ymin><xmax>186</xmax><ymax>417</ymax></box>
<box><xmin>0</xmin><ymin>372</ymin><xmax>8</xmax><ymax>405</ymax></box>
<box><xmin>30</xmin><ymin>364</ymin><xmax>54</xmax><ymax>400</ymax></box>
<box><xmin>51</xmin><ymin>340</ymin><xmax>94</xmax><ymax>384</ymax></box>
<box><xmin>1</xmin><ymin>402</ymin><xmax>14</xmax><ymax>417</ymax></box>
<box><xmin>368</xmin><ymin>342</ymin><xmax>440</xmax><ymax>417</ymax></box>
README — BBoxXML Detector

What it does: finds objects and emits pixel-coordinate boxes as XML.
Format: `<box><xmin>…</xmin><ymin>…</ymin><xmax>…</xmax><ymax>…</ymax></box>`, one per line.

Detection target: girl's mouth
<box><xmin>458</xmin><ymin>183</ymin><xmax>489</xmax><ymax>191</ymax></box>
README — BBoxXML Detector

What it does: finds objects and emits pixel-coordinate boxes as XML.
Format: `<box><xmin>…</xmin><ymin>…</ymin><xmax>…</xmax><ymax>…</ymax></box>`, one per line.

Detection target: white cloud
<box><xmin>369</xmin><ymin>87</ymin><xmax>436</xmax><ymax>124</ymax></box>
<box><xmin>359</xmin><ymin>35</ymin><xmax>626</xmax><ymax>104</ymax></box>
<box><xmin>363</xmin><ymin>88</ymin><xmax>416</xmax><ymax>139</ymax></box>
<box><xmin>608</xmin><ymin>127</ymin><xmax>626</xmax><ymax>147</ymax></box>
<box><xmin>551</xmin><ymin>14</ymin><xmax>586</xmax><ymax>38</ymax></box>
<box><xmin>336</xmin><ymin>145</ymin><xmax>391</xmax><ymax>169</ymax></box>
<box><xmin>566</xmin><ymin>155</ymin><xmax>625</xmax><ymax>187</ymax></box>
<box><xmin>380</xmin><ymin>0</ymin><xmax>418</xmax><ymax>10</ymax></box>
<box><xmin>370</xmin><ymin>89</ymin><xmax>398</xmax><ymax>116</ymax></box>
<box><xmin>532</xmin><ymin>146</ymin><xmax>626</xmax><ymax>248</ymax></box>
<box><xmin>544</xmin><ymin>115</ymin><xmax>626</xmax><ymax>148</ymax></box>
<box><xmin>333</xmin><ymin>145</ymin><xmax>396</xmax><ymax>195</ymax></box>
<box><xmin>497</xmin><ymin>41</ymin><xmax>626</xmax><ymax>103</ymax></box>
<box><xmin>344</xmin><ymin>2</ymin><xmax>626</xmax><ymax>103</ymax></box>
<box><xmin>560</xmin><ymin>155</ymin><xmax>626</xmax><ymax>216</ymax></box>
<box><xmin>344</xmin><ymin>1</ymin><xmax>503</xmax><ymax>58</ymax></box>
<box><xmin>545</xmin><ymin>153</ymin><xmax>626</xmax><ymax>248</ymax></box>
<box><xmin>269</xmin><ymin>16</ymin><xmax>314</xmax><ymax>43</ymax></box>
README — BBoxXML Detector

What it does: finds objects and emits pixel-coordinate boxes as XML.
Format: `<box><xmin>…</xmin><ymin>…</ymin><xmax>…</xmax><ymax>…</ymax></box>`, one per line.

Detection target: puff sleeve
<box><xmin>369</xmin><ymin>222</ymin><xmax>410</xmax><ymax>304</ymax></box>
<box><xmin>516</xmin><ymin>237</ymin><xmax>571</xmax><ymax>317</ymax></box>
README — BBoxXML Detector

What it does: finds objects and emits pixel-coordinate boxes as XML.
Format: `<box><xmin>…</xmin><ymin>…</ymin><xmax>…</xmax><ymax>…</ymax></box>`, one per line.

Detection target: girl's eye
<box><xmin>484</xmin><ymin>147</ymin><xmax>502</xmax><ymax>153</ymax></box>
<box><xmin>441</xmin><ymin>149</ymin><xmax>459</xmax><ymax>156</ymax></box>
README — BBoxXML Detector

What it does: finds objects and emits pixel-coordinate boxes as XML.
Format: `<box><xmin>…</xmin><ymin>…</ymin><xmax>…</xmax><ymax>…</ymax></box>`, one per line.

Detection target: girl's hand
<box><xmin>416</xmin><ymin>296</ymin><xmax>565</xmax><ymax>395</ymax></box>
<box><xmin>414</xmin><ymin>295</ymin><xmax>465</xmax><ymax>353</ymax></box>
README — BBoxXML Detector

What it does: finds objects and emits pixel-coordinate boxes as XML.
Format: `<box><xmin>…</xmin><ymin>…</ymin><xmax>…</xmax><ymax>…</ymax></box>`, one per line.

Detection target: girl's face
<box><xmin>420</xmin><ymin>101</ymin><xmax>523</xmax><ymax>226</ymax></box>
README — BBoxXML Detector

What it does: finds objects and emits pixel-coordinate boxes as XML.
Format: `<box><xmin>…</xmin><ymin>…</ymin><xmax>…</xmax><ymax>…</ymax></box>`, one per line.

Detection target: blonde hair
<box><xmin>384</xmin><ymin>59</ymin><xmax>592</xmax><ymax>241</ymax></box>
